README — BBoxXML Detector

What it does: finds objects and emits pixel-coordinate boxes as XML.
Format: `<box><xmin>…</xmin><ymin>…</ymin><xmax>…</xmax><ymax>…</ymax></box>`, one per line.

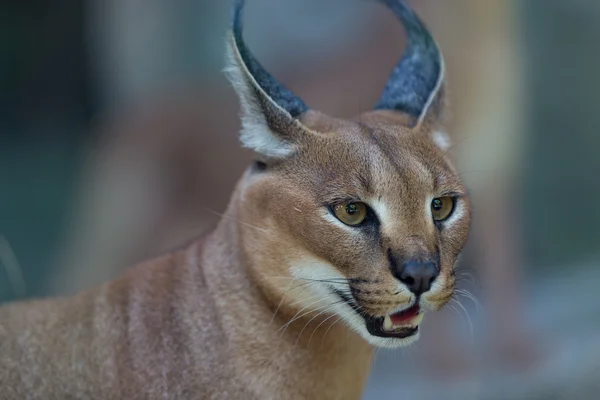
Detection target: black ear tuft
<box><xmin>231</xmin><ymin>0</ymin><xmax>308</xmax><ymax>118</ymax></box>
<box><xmin>225</xmin><ymin>0</ymin><xmax>312</xmax><ymax>157</ymax></box>
<box><xmin>374</xmin><ymin>0</ymin><xmax>445</xmax><ymax>126</ymax></box>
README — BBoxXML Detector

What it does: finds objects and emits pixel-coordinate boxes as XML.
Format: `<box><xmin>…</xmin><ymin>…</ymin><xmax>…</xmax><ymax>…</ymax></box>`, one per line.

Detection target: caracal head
<box><xmin>224</xmin><ymin>0</ymin><xmax>470</xmax><ymax>349</ymax></box>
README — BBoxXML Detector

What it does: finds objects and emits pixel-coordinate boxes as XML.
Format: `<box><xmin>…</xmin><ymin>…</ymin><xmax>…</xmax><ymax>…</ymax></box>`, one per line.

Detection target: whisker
<box><xmin>287</xmin><ymin>291</ymin><xmax>327</xmax><ymax>309</ymax></box>
<box><xmin>259</xmin><ymin>273</ymin><xmax>379</xmax><ymax>287</ymax></box>
<box><xmin>442</xmin><ymin>132</ymin><xmax>477</xmax><ymax>158</ymax></box>
<box><xmin>307</xmin><ymin>312</ymin><xmax>339</xmax><ymax>346</ymax></box>
<box><xmin>205</xmin><ymin>208</ymin><xmax>269</xmax><ymax>233</ymax></box>
<box><xmin>270</xmin><ymin>277</ymin><xmax>298</xmax><ymax>324</ymax></box>
<box><xmin>262</xmin><ymin>275</ymin><xmax>361</xmax><ymax>284</ymax></box>
<box><xmin>272</xmin><ymin>301</ymin><xmax>335</xmax><ymax>359</ymax></box>
<box><xmin>447</xmin><ymin>303</ymin><xmax>466</xmax><ymax>333</ymax></box>
<box><xmin>276</xmin><ymin>297</ymin><xmax>331</xmax><ymax>335</ymax></box>
<box><xmin>294</xmin><ymin>303</ymin><xmax>341</xmax><ymax>347</ymax></box>
<box><xmin>454</xmin><ymin>288</ymin><xmax>482</xmax><ymax>315</ymax></box>
<box><xmin>278</xmin><ymin>298</ymin><xmax>346</xmax><ymax>340</ymax></box>
<box><xmin>453</xmin><ymin>267</ymin><xmax>480</xmax><ymax>287</ymax></box>
<box><xmin>298</xmin><ymin>277</ymin><xmax>371</xmax><ymax>285</ymax></box>
<box><xmin>450</xmin><ymin>297</ymin><xmax>474</xmax><ymax>341</ymax></box>
<box><xmin>447</xmin><ymin>303</ymin><xmax>461</xmax><ymax>319</ymax></box>
<box><xmin>261</xmin><ymin>277</ymin><xmax>345</xmax><ymax>300</ymax></box>
<box><xmin>284</xmin><ymin>281</ymin><xmax>350</xmax><ymax>310</ymax></box>
<box><xmin>319</xmin><ymin>317</ymin><xmax>342</xmax><ymax>350</ymax></box>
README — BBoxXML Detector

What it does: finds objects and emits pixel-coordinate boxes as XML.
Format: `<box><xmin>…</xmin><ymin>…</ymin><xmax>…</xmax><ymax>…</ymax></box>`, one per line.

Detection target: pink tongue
<box><xmin>390</xmin><ymin>305</ymin><xmax>420</xmax><ymax>325</ymax></box>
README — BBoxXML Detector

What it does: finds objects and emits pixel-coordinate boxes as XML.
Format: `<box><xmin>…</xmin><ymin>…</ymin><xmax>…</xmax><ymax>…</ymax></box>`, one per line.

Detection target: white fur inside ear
<box><xmin>431</xmin><ymin>130</ymin><xmax>451</xmax><ymax>151</ymax></box>
<box><xmin>238</xmin><ymin>119</ymin><xmax>294</xmax><ymax>158</ymax></box>
<box><xmin>223</xmin><ymin>36</ymin><xmax>294</xmax><ymax>158</ymax></box>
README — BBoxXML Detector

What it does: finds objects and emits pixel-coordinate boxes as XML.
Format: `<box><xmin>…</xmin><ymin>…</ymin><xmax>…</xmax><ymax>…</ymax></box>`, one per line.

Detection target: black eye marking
<box><xmin>255</xmin><ymin>160</ymin><xmax>267</xmax><ymax>169</ymax></box>
<box><xmin>252</xmin><ymin>160</ymin><xmax>267</xmax><ymax>172</ymax></box>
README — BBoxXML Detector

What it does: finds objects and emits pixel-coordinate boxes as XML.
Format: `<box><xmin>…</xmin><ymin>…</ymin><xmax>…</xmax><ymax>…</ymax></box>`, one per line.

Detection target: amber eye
<box><xmin>431</xmin><ymin>197</ymin><xmax>455</xmax><ymax>221</ymax></box>
<box><xmin>333</xmin><ymin>202</ymin><xmax>368</xmax><ymax>226</ymax></box>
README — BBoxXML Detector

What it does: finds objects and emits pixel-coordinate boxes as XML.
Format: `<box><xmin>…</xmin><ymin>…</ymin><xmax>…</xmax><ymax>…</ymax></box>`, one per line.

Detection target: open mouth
<box><xmin>365</xmin><ymin>304</ymin><xmax>423</xmax><ymax>339</ymax></box>
<box><xmin>332</xmin><ymin>289</ymin><xmax>423</xmax><ymax>340</ymax></box>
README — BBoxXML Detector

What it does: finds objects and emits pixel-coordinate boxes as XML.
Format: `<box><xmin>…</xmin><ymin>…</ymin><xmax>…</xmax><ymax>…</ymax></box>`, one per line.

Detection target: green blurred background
<box><xmin>2</xmin><ymin>0</ymin><xmax>600</xmax><ymax>398</ymax></box>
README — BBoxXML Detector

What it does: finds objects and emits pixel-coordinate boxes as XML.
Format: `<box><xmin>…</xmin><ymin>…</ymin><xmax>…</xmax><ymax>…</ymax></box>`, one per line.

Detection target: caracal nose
<box><xmin>393</xmin><ymin>260</ymin><xmax>439</xmax><ymax>295</ymax></box>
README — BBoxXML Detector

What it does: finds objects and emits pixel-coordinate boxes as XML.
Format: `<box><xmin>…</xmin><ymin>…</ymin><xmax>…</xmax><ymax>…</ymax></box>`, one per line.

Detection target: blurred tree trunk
<box><xmin>522</xmin><ymin>0</ymin><xmax>600</xmax><ymax>268</ymax></box>
<box><xmin>0</xmin><ymin>0</ymin><xmax>93</xmax><ymax>302</ymax></box>
<box><xmin>47</xmin><ymin>0</ymin><xmax>397</xmax><ymax>295</ymax></box>
<box><xmin>412</xmin><ymin>0</ymin><xmax>533</xmax><ymax>371</ymax></box>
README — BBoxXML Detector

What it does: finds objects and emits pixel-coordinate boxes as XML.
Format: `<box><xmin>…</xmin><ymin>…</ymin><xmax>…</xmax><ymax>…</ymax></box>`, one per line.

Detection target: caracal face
<box><xmin>227</xmin><ymin>0</ymin><xmax>471</xmax><ymax>348</ymax></box>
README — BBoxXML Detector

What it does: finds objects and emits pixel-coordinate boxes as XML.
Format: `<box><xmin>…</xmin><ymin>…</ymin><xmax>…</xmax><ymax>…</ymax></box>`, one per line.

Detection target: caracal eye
<box><xmin>431</xmin><ymin>197</ymin><xmax>455</xmax><ymax>221</ymax></box>
<box><xmin>333</xmin><ymin>202</ymin><xmax>367</xmax><ymax>226</ymax></box>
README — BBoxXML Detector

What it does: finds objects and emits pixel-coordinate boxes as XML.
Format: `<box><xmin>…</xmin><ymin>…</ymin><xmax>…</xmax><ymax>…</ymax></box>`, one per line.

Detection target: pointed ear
<box><xmin>224</xmin><ymin>0</ymin><xmax>310</xmax><ymax>158</ymax></box>
<box><xmin>375</xmin><ymin>0</ymin><xmax>446</xmax><ymax>128</ymax></box>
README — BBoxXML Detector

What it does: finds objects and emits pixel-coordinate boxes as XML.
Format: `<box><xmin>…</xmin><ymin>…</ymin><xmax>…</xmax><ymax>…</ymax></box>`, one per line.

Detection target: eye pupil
<box><xmin>431</xmin><ymin>197</ymin><xmax>455</xmax><ymax>222</ymax></box>
<box><xmin>332</xmin><ymin>201</ymin><xmax>367</xmax><ymax>226</ymax></box>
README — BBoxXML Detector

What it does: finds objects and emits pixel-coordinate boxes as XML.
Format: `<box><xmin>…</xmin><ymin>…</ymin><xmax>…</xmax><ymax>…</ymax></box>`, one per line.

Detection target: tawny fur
<box><xmin>0</xmin><ymin>209</ymin><xmax>372</xmax><ymax>400</ymax></box>
<box><xmin>0</xmin><ymin>1</ymin><xmax>471</xmax><ymax>398</ymax></box>
<box><xmin>0</xmin><ymin>112</ymin><xmax>469</xmax><ymax>399</ymax></box>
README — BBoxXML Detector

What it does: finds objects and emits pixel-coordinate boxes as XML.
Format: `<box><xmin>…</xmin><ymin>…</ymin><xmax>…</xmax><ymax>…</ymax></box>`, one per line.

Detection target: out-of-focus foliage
<box><xmin>1</xmin><ymin>0</ymin><xmax>599</xmax><ymax>398</ymax></box>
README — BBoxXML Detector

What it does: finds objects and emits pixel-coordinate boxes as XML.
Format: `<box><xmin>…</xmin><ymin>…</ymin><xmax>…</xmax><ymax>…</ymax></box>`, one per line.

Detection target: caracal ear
<box><xmin>374</xmin><ymin>0</ymin><xmax>446</xmax><ymax>130</ymax></box>
<box><xmin>224</xmin><ymin>0</ymin><xmax>311</xmax><ymax>158</ymax></box>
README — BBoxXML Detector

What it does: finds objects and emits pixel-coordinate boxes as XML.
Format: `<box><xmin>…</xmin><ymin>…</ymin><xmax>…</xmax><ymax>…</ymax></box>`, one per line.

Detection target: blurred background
<box><xmin>1</xmin><ymin>0</ymin><xmax>600</xmax><ymax>398</ymax></box>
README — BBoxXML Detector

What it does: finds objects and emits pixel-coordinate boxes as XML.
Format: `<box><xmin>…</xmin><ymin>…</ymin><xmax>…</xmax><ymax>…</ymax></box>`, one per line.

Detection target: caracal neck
<box><xmin>199</xmin><ymin>175</ymin><xmax>374</xmax><ymax>399</ymax></box>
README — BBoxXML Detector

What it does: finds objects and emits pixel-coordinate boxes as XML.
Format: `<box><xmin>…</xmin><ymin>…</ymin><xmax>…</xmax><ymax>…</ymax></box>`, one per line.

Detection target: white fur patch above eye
<box><xmin>431</xmin><ymin>130</ymin><xmax>451</xmax><ymax>151</ymax></box>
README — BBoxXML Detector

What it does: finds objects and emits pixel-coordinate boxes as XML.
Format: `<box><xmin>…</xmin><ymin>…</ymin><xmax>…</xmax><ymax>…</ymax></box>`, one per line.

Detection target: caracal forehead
<box><xmin>290</xmin><ymin>110</ymin><xmax>460</xmax><ymax>201</ymax></box>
